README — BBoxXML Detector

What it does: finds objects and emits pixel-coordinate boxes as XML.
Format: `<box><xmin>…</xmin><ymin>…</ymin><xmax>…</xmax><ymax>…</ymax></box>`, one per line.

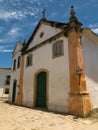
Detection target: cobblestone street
<box><xmin>0</xmin><ymin>98</ymin><xmax>98</xmax><ymax>130</ymax></box>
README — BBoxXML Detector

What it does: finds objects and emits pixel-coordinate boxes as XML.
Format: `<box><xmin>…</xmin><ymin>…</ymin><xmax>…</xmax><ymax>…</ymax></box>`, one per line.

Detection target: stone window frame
<box><xmin>52</xmin><ymin>40</ymin><xmax>64</xmax><ymax>58</ymax></box>
<box><xmin>26</xmin><ymin>54</ymin><xmax>32</xmax><ymax>67</ymax></box>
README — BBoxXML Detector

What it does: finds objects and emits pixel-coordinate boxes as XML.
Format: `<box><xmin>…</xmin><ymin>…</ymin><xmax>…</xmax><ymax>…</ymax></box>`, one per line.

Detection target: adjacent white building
<box><xmin>0</xmin><ymin>68</ymin><xmax>11</xmax><ymax>97</ymax></box>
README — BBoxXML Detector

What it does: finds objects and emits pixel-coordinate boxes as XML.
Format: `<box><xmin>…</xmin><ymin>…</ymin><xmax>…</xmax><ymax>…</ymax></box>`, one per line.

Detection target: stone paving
<box><xmin>0</xmin><ymin>98</ymin><xmax>98</xmax><ymax>130</ymax></box>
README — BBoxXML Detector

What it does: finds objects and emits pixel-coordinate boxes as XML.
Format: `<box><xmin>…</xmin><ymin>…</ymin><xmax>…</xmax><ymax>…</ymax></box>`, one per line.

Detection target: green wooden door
<box><xmin>12</xmin><ymin>80</ymin><xmax>17</xmax><ymax>103</ymax></box>
<box><xmin>36</xmin><ymin>72</ymin><xmax>46</xmax><ymax>108</ymax></box>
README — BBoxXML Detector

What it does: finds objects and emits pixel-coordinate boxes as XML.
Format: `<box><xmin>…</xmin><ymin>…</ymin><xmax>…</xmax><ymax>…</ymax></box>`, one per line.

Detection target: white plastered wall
<box><xmin>0</xmin><ymin>69</ymin><xmax>11</xmax><ymax>97</ymax></box>
<box><xmin>82</xmin><ymin>34</ymin><xmax>98</xmax><ymax>109</ymax></box>
<box><xmin>9</xmin><ymin>54</ymin><xmax>21</xmax><ymax>103</ymax></box>
<box><xmin>9</xmin><ymin>42</ymin><xmax>22</xmax><ymax>103</ymax></box>
<box><xmin>23</xmin><ymin>36</ymin><xmax>70</xmax><ymax>113</ymax></box>
<box><xmin>28</xmin><ymin>24</ymin><xmax>61</xmax><ymax>49</ymax></box>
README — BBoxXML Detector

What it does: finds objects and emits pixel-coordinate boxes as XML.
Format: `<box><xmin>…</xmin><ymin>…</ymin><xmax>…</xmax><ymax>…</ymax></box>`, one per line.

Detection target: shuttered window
<box><xmin>53</xmin><ymin>41</ymin><xmax>64</xmax><ymax>58</ymax></box>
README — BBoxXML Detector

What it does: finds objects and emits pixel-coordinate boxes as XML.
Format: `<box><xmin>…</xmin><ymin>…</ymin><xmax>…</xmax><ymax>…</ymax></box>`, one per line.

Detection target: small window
<box><xmin>13</xmin><ymin>59</ymin><xmax>16</xmax><ymax>70</ymax></box>
<box><xmin>17</xmin><ymin>56</ymin><xmax>21</xmax><ymax>68</ymax></box>
<box><xmin>26</xmin><ymin>54</ymin><xmax>32</xmax><ymax>67</ymax></box>
<box><xmin>5</xmin><ymin>88</ymin><xmax>9</xmax><ymax>94</ymax></box>
<box><xmin>40</xmin><ymin>32</ymin><xmax>44</xmax><ymax>38</ymax></box>
<box><xmin>5</xmin><ymin>75</ymin><xmax>11</xmax><ymax>85</ymax></box>
<box><xmin>53</xmin><ymin>41</ymin><xmax>64</xmax><ymax>58</ymax></box>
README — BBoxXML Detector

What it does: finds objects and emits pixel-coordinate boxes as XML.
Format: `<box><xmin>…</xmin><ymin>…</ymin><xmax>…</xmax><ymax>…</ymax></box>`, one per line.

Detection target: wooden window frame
<box><xmin>53</xmin><ymin>40</ymin><xmax>64</xmax><ymax>58</ymax></box>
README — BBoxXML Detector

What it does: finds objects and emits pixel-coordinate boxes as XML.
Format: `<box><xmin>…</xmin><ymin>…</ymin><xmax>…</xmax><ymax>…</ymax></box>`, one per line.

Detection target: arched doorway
<box><xmin>36</xmin><ymin>72</ymin><xmax>46</xmax><ymax>108</ymax></box>
<box><xmin>12</xmin><ymin>80</ymin><xmax>17</xmax><ymax>103</ymax></box>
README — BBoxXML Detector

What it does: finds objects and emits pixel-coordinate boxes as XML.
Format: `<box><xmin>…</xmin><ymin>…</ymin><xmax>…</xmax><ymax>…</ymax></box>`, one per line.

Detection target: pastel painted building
<box><xmin>0</xmin><ymin>68</ymin><xmax>11</xmax><ymax>97</ymax></box>
<box><xmin>9</xmin><ymin>7</ymin><xmax>98</xmax><ymax>117</ymax></box>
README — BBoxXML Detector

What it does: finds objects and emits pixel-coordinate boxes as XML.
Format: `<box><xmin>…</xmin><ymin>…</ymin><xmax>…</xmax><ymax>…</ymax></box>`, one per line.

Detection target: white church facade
<box><xmin>9</xmin><ymin>7</ymin><xmax>98</xmax><ymax>117</ymax></box>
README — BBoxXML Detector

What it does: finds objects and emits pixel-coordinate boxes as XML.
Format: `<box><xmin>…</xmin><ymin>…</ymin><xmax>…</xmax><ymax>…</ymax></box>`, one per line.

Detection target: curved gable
<box><xmin>13</xmin><ymin>41</ymin><xmax>23</xmax><ymax>57</ymax></box>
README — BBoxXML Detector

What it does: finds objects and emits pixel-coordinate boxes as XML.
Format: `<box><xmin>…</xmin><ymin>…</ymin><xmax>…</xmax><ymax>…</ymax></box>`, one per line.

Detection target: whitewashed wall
<box><xmin>9</xmin><ymin>67</ymin><xmax>20</xmax><ymax>102</ymax></box>
<box><xmin>0</xmin><ymin>69</ymin><xmax>11</xmax><ymax>97</ymax></box>
<box><xmin>28</xmin><ymin>24</ymin><xmax>61</xmax><ymax>49</ymax></box>
<box><xmin>23</xmin><ymin>36</ymin><xmax>70</xmax><ymax>113</ymax></box>
<box><xmin>9</xmin><ymin>42</ymin><xmax>22</xmax><ymax>102</ymax></box>
<box><xmin>82</xmin><ymin>34</ymin><xmax>98</xmax><ymax>108</ymax></box>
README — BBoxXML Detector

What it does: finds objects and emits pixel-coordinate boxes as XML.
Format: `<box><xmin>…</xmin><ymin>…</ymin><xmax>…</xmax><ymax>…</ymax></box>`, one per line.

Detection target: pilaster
<box><xmin>16</xmin><ymin>55</ymin><xmax>24</xmax><ymax>105</ymax></box>
<box><xmin>68</xmin><ymin>6</ymin><xmax>91</xmax><ymax>117</ymax></box>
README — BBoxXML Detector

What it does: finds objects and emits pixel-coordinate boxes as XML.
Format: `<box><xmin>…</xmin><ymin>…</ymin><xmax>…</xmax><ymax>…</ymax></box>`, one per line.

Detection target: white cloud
<box><xmin>0</xmin><ymin>27</ymin><xmax>4</xmax><ymax>33</ymax></box>
<box><xmin>89</xmin><ymin>23</ymin><xmax>98</xmax><ymax>34</ymax></box>
<box><xmin>51</xmin><ymin>12</ymin><xmax>58</xmax><ymax>17</ymax></box>
<box><xmin>92</xmin><ymin>28</ymin><xmax>98</xmax><ymax>34</ymax></box>
<box><xmin>49</xmin><ymin>0</ymin><xmax>53</xmax><ymax>2</ymax></box>
<box><xmin>94</xmin><ymin>4</ymin><xmax>98</xmax><ymax>7</ymax></box>
<box><xmin>0</xmin><ymin>46</ymin><xmax>4</xmax><ymax>50</ymax></box>
<box><xmin>85</xmin><ymin>16</ymin><xmax>88</xmax><ymax>19</ymax></box>
<box><xmin>0</xmin><ymin>27</ymin><xmax>21</xmax><ymax>45</ymax></box>
<box><xmin>0</xmin><ymin>46</ymin><xmax>13</xmax><ymax>52</ymax></box>
<box><xmin>0</xmin><ymin>39</ymin><xmax>9</xmax><ymax>43</ymax></box>
<box><xmin>8</xmin><ymin>27</ymin><xmax>20</xmax><ymax>36</ymax></box>
<box><xmin>60</xmin><ymin>4</ymin><xmax>64</xmax><ymax>7</ymax></box>
<box><xmin>89</xmin><ymin>23</ymin><xmax>98</xmax><ymax>28</ymax></box>
<box><xmin>32</xmin><ymin>21</ymin><xmax>38</xmax><ymax>26</ymax></box>
<box><xmin>1</xmin><ymin>50</ymin><xmax>13</xmax><ymax>52</ymax></box>
<box><xmin>0</xmin><ymin>3</ymin><xmax>40</xmax><ymax>21</ymax></box>
<box><xmin>0</xmin><ymin>10</ymin><xmax>28</xmax><ymax>20</ymax></box>
<box><xmin>0</xmin><ymin>46</ymin><xmax>13</xmax><ymax>53</ymax></box>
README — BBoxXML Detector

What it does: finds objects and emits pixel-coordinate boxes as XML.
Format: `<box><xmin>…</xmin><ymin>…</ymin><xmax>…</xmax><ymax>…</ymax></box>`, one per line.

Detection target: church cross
<box><xmin>42</xmin><ymin>9</ymin><xmax>46</xmax><ymax>19</ymax></box>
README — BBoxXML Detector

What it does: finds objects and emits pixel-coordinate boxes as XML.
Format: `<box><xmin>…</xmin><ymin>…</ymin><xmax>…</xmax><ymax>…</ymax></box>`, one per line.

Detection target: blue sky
<box><xmin>0</xmin><ymin>0</ymin><xmax>98</xmax><ymax>68</ymax></box>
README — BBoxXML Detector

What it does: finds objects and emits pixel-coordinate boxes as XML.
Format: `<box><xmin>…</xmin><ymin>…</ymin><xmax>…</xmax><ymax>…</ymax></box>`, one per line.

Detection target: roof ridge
<box><xmin>43</xmin><ymin>19</ymin><xmax>68</xmax><ymax>25</ymax></box>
